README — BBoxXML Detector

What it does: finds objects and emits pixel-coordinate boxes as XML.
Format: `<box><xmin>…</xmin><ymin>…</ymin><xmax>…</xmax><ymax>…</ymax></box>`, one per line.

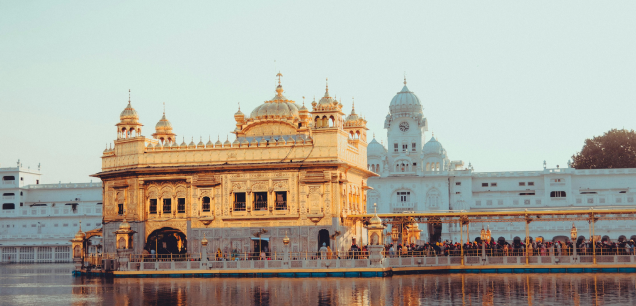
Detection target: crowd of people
<box><xmin>380</xmin><ymin>239</ymin><xmax>636</xmax><ymax>257</ymax></box>
<box><xmin>141</xmin><ymin>238</ymin><xmax>636</xmax><ymax>262</ymax></box>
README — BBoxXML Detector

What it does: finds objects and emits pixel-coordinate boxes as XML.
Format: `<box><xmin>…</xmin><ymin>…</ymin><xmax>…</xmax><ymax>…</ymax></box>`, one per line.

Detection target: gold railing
<box><xmin>130</xmin><ymin>253</ymin><xmax>198</xmax><ymax>262</ymax></box>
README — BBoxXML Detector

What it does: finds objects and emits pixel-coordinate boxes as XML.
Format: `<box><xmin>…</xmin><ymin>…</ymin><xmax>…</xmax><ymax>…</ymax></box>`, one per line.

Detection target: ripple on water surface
<box><xmin>1</xmin><ymin>263</ymin><xmax>636</xmax><ymax>305</ymax></box>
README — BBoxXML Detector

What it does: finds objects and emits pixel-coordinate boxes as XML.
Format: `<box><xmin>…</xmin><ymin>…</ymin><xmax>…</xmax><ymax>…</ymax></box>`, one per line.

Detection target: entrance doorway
<box><xmin>252</xmin><ymin>238</ymin><xmax>269</xmax><ymax>259</ymax></box>
<box><xmin>146</xmin><ymin>227</ymin><xmax>187</xmax><ymax>255</ymax></box>
<box><xmin>318</xmin><ymin>229</ymin><xmax>330</xmax><ymax>250</ymax></box>
<box><xmin>428</xmin><ymin>223</ymin><xmax>442</xmax><ymax>243</ymax></box>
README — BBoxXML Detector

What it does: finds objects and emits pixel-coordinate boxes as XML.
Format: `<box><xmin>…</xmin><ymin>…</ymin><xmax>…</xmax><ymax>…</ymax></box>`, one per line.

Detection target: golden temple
<box><xmin>93</xmin><ymin>74</ymin><xmax>376</xmax><ymax>257</ymax></box>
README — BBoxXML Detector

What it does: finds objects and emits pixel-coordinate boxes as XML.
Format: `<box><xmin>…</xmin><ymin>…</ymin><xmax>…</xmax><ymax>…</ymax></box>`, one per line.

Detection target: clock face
<box><xmin>399</xmin><ymin>121</ymin><xmax>409</xmax><ymax>132</ymax></box>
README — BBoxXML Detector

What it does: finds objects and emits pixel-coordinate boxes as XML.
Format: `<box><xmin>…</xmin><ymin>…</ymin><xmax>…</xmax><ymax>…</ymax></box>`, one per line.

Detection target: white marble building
<box><xmin>367</xmin><ymin>82</ymin><xmax>636</xmax><ymax>244</ymax></box>
<box><xmin>0</xmin><ymin>163</ymin><xmax>102</xmax><ymax>262</ymax></box>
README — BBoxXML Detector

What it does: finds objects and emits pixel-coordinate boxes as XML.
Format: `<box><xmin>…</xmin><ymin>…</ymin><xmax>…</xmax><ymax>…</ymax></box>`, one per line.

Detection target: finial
<box><xmin>276</xmin><ymin>71</ymin><xmax>283</xmax><ymax>85</ymax></box>
<box><xmin>373</xmin><ymin>203</ymin><xmax>377</xmax><ymax>214</ymax></box>
<box><xmin>404</xmin><ymin>73</ymin><xmax>407</xmax><ymax>85</ymax></box>
<box><xmin>373</xmin><ymin>133</ymin><xmax>375</xmax><ymax>139</ymax></box>
<box><xmin>302</xmin><ymin>96</ymin><xmax>305</xmax><ymax>105</ymax></box>
<box><xmin>128</xmin><ymin>89</ymin><xmax>131</xmax><ymax>103</ymax></box>
<box><xmin>79</xmin><ymin>220</ymin><xmax>82</xmax><ymax>231</ymax></box>
<box><xmin>238</xmin><ymin>102</ymin><xmax>240</xmax><ymax>111</ymax></box>
<box><xmin>217</xmin><ymin>135</ymin><xmax>219</xmax><ymax>141</ymax></box>
<box><xmin>352</xmin><ymin>97</ymin><xmax>355</xmax><ymax>111</ymax></box>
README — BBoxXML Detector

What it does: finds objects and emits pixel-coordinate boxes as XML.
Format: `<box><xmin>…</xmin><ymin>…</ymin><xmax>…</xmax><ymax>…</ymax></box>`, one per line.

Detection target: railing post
<box><xmin>591</xmin><ymin>212</ymin><xmax>597</xmax><ymax>265</ymax></box>
<box><xmin>460</xmin><ymin>222</ymin><xmax>464</xmax><ymax>266</ymax></box>
<box><xmin>525</xmin><ymin>216</ymin><xmax>530</xmax><ymax>265</ymax></box>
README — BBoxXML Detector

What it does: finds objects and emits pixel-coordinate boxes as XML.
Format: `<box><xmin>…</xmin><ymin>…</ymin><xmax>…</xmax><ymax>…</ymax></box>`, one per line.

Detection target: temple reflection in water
<box><xmin>66</xmin><ymin>274</ymin><xmax>636</xmax><ymax>305</ymax></box>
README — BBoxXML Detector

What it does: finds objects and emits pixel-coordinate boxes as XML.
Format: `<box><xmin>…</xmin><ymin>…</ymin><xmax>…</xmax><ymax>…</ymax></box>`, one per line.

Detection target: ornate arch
<box><xmin>146</xmin><ymin>186</ymin><xmax>159</xmax><ymax>200</ymax></box>
<box><xmin>175</xmin><ymin>185</ymin><xmax>187</xmax><ymax>198</ymax></box>
<box><xmin>160</xmin><ymin>185</ymin><xmax>173</xmax><ymax>199</ymax></box>
<box><xmin>231</xmin><ymin>182</ymin><xmax>245</xmax><ymax>192</ymax></box>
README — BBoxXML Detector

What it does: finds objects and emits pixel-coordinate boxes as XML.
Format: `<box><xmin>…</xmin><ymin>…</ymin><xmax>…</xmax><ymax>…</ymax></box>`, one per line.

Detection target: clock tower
<box><xmin>384</xmin><ymin>79</ymin><xmax>427</xmax><ymax>175</ymax></box>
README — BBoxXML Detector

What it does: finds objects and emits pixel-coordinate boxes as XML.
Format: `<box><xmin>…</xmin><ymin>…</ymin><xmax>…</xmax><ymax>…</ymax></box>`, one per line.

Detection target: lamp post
<box><xmin>570</xmin><ymin>223</ymin><xmax>578</xmax><ymax>257</ymax></box>
<box><xmin>485</xmin><ymin>226</ymin><xmax>492</xmax><ymax>257</ymax></box>
<box><xmin>485</xmin><ymin>226</ymin><xmax>492</xmax><ymax>242</ymax></box>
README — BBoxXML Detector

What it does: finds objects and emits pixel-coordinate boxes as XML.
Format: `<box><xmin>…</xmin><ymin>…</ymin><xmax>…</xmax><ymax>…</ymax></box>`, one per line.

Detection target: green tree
<box><xmin>571</xmin><ymin>129</ymin><xmax>636</xmax><ymax>169</ymax></box>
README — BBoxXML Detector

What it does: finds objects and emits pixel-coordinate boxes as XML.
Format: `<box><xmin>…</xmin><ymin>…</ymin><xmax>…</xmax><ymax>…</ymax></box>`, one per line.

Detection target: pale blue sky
<box><xmin>1</xmin><ymin>1</ymin><xmax>635</xmax><ymax>183</ymax></box>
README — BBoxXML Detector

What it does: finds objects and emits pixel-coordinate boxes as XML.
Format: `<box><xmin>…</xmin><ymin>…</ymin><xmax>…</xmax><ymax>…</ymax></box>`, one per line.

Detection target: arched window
<box><xmin>202</xmin><ymin>196</ymin><xmax>211</xmax><ymax>212</ymax></box>
<box><xmin>376</xmin><ymin>164</ymin><xmax>380</xmax><ymax>172</ymax></box>
<box><xmin>426</xmin><ymin>163</ymin><xmax>430</xmax><ymax>171</ymax></box>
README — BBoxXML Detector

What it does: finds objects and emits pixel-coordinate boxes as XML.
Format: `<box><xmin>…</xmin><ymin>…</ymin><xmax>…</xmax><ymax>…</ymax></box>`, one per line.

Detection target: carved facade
<box><xmin>94</xmin><ymin>75</ymin><xmax>375</xmax><ymax>255</ymax></box>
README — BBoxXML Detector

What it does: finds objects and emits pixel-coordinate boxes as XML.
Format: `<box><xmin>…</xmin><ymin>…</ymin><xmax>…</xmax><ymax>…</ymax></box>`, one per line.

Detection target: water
<box><xmin>1</xmin><ymin>264</ymin><xmax>636</xmax><ymax>305</ymax></box>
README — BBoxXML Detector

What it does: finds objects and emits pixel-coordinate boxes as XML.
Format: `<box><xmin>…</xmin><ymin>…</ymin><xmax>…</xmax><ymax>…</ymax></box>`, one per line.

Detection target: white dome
<box><xmin>367</xmin><ymin>138</ymin><xmax>387</xmax><ymax>157</ymax></box>
<box><xmin>423</xmin><ymin>136</ymin><xmax>444</xmax><ymax>154</ymax></box>
<box><xmin>389</xmin><ymin>85</ymin><xmax>422</xmax><ymax>114</ymax></box>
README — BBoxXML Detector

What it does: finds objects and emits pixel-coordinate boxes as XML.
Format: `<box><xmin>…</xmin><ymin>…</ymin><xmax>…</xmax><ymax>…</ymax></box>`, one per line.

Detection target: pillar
<box><xmin>525</xmin><ymin>217</ymin><xmax>530</xmax><ymax>265</ymax></box>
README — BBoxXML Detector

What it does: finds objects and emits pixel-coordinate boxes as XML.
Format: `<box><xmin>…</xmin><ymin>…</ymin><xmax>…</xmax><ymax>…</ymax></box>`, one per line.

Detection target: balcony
<box><xmin>234</xmin><ymin>202</ymin><xmax>246</xmax><ymax>212</ymax></box>
<box><xmin>392</xmin><ymin>202</ymin><xmax>417</xmax><ymax>208</ymax></box>
<box><xmin>391</xmin><ymin>202</ymin><xmax>417</xmax><ymax>213</ymax></box>
<box><xmin>254</xmin><ymin>201</ymin><xmax>268</xmax><ymax>211</ymax></box>
<box><xmin>275</xmin><ymin>201</ymin><xmax>287</xmax><ymax>210</ymax></box>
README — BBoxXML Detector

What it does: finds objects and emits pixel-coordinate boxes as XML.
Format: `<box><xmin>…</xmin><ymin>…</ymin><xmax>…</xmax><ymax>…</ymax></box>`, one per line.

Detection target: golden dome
<box><xmin>119</xmin><ymin>218</ymin><xmax>131</xmax><ymax>231</ymax></box>
<box><xmin>155</xmin><ymin>113</ymin><xmax>173</xmax><ymax>132</ymax></box>
<box><xmin>369</xmin><ymin>213</ymin><xmax>382</xmax><ymax>225</ymax></box>
<box><xmin>74</xmin><ymin>225</ymin><xmax>86</xmax><ymax>239</ymax></box>
<box><xmin>346</xmin><ymin>104</ymin><xmax>359</xmax><ymax>122</ymax></box>
<box><xmin>201</xmin><ymin>233</ymin><xmax>208</xmax><ymax>246</ymax></box>
<box><xmin>318</xmin><ymin>88</ymin><xmax>336</xmax><ymax>106</ymax></box>
<box><xmin>248</xmin><ymin>73</ymin><xmax>300</xmax><ymax>121</ymax></box>
<box><xmin>368</xmin><ymin>204</ymin><xmax>384</xmax><ymax>228</ymax></box>
<box><xmin>120</xmin><ymin>99</ymin><xmax>139</xmax><ymax>123</ymax></box>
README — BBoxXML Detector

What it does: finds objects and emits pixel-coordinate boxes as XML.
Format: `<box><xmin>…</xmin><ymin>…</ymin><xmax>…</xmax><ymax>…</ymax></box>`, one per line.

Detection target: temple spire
<box><xmin>275</xmin><ymin>72</ymin><xmax>284</xmax><ymax>97</ymax></box>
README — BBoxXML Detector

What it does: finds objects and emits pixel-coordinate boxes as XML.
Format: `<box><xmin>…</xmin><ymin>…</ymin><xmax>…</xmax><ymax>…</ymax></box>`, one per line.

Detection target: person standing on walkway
<box><xmin>319</xmin><ymin>243</ymin><xmax>328</xmax><ymax>259</ymax></box>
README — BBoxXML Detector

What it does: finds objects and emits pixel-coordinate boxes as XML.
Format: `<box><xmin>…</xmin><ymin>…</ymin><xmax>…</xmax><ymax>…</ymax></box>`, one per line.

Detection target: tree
<box><xmin>571</xmin><ymin>129</ymin><xmax>636</xmax><ymax>169</ymax></box>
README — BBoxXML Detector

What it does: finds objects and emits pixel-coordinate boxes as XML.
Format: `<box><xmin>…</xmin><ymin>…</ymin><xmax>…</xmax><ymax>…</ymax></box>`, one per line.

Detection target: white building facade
<box><xmin>367</xmin><ymin>82</ymin><xmax>636</xmax><ymax>244</ymax></box>
<box><xmin>0</xmin><ymin>163</ymin><xmax>102</xmax><ymax>262</ymax></box>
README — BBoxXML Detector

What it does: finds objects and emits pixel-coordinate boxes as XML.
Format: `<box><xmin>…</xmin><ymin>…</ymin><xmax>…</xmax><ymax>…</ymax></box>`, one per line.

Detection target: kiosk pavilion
<box><xmin>94</xmin><ymin>75</ymin><xmax>376</xmax><ymax>257</ymax></box>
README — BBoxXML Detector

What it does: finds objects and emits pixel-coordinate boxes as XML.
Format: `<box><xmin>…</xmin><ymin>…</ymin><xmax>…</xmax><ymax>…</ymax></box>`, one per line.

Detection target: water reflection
<box><xmin>1</xmin><ymin>264</ymin><xmax>636</xmax><ymax>305</ymax></box>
